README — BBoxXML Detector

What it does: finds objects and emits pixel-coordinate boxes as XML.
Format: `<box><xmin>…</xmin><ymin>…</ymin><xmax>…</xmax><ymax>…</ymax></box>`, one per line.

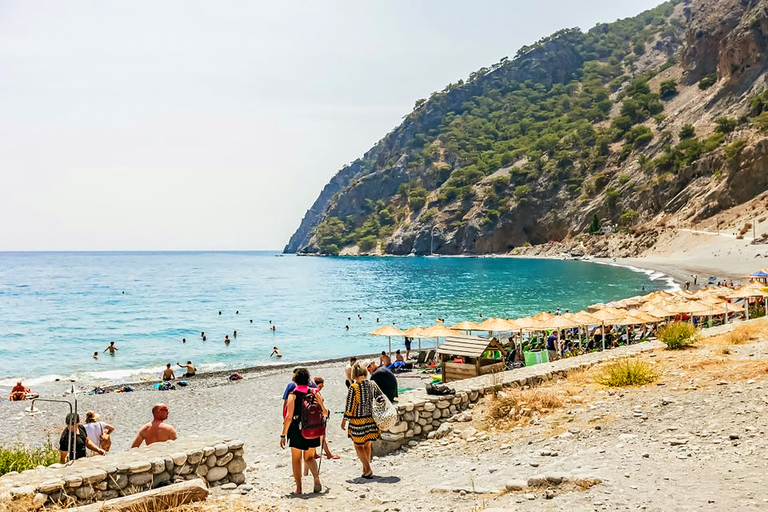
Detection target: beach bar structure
<box><xmin>437</xmin><ymin>335</ymin><xmax>506</xmax><ymax>383</ymax></box>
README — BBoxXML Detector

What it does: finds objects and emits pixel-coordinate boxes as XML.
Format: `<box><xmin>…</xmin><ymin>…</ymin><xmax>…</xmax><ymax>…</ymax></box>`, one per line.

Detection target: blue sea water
<box><xmin>0</xmin><ymin>252</ymin><xmax>671</xmax><ymax>387</ymax></box>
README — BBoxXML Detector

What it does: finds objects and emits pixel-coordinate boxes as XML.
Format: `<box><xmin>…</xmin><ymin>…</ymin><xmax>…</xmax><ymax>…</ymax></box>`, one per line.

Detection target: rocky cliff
<box><xmin>286</xmin><ymin>0</ymin><xmax>768</xmax><ymax>257</ymax></box>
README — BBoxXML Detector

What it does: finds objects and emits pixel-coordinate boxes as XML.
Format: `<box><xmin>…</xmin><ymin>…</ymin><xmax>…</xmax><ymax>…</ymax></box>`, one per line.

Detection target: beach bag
<box><xmin>298</xmin><ymin>389</ymin><xmax>326</xmax><ymax>439</ymax></box>
<box><xmin>370</xmin><ymin>381</ymin><xmax>398</xmax><ymax>430</ymax></box>
<box><xmin>425</xmin><ymin>383</ymin><xmax>455</xmax><ymax>396</ymax></box>
<box><xmin>99</xmin><ymin>423</ymin><xmax>111</xmax><ymax>453</ymax></box>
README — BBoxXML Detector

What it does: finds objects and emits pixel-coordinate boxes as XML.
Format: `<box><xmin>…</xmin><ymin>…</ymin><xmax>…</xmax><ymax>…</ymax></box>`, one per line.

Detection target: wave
<box><xmin>591</xmin><ymin>261</ymin><xmax>680</xmax><ymax>292</ymax></box>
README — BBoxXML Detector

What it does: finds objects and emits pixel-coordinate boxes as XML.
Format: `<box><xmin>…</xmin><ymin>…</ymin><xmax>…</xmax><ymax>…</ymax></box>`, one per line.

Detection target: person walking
<box><xmin>341</xmin><ymin>362</ymin><xmax>380</xmax><ymax>479</ymax></box>
<box><xmin>310</xmin><ymin>377</ymin><xmax>339</xmax><ymax>460</ymax></box>
<box><xmin>83</xmin><ymin>411</ymin><xmax>115</xmax><ymax>455</ymax></box>
<box><xmin>280</xmin><ymin>367</ymin><xmax>326</xmax><ymax>494</ymax></box>
<box><xmin>59</xmin><ymin>413</ymin><xmax>105</xmax><ymax>463</ymax></box>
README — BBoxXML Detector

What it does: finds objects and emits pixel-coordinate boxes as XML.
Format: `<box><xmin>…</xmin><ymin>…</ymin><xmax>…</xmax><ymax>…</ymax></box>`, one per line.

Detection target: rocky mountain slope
<box><xmin>285</xmin><ymin>0</ymin><xmax>768</xmax><ymax>256</ymax></box>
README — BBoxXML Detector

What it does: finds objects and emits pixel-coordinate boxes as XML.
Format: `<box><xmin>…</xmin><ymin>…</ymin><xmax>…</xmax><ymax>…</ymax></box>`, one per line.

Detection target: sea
<box><xmin>0</xmin><ymin>252</ymin><xmax>673</xmax><ymax>389</ymax></box>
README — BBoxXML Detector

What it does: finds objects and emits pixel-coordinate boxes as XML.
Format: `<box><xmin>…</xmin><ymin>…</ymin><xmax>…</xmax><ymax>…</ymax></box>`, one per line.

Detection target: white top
<box><xmin>83</xmin><ymin>421</ymin><xmax>107</xmax><ymax>448</ymax></box>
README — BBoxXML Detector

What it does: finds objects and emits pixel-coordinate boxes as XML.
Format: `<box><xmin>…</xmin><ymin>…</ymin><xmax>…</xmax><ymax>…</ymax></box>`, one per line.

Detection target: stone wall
<box><xmin>0</xmin><ymin>435</ymin><xmax>245</xmax><ymax>509</ymax></box>
<box><xmin>374</xmin><ymin>341</ymin><xmax>662</xmax><ymax>455</ymax></box>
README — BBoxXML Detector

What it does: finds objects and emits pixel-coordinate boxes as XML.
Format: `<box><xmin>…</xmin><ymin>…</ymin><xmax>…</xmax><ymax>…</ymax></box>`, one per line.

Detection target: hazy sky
<box><xmin>0</xmin><ymin>0</ymin><xmax>663</xmax><ymax>251</ymax></box>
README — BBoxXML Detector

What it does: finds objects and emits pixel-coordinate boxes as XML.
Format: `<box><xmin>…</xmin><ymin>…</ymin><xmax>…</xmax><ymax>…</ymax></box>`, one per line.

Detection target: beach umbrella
<box><xmin>531</xmin><ymin>311</ymin><xmax>558</xmax><ymax>323</ymax></box>
<box><xmin>369</xmin><ymin>325</ymin><xmax>405</xmax><ymax>356</ymax></box>
<box><xmin>420</xmin><ymin>324</ymin><xmax>458</xmax><ymax>349</ymax></box>
<box><xmin>537</xmin><ymin>315</ymin><xmax>580</xmax><ymax>354</ymax></box>
<box><xmin>586</xmin><ymin>308</ymin><xmax>627</xmax><ymax>350</ymax></box>
<box><xmin>450</xmin><ymin>320</ymin><xmax>483</xmax><ymax>334</ymax></box>
<box><xmin>476</xmin><ymin>317</ymin><xmax>516</xmax><ymax>332</ymax></box>
<box><xmin>403</xmin><ymin>325</ymin><xmax>427</xmax><ymax>352</ymax></box>
<box><xmin>626</xmin><ymin>310</ymin><xmax>664</xmax><ymax>323</ymax></box>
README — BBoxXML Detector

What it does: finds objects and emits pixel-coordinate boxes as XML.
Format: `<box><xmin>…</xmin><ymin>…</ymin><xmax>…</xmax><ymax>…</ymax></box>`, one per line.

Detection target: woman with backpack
<box><xmin>341</xmin><ymin>361</ymin><xmax>380</xmax><ymax>478</ymax></box>
<box><xmin>280</xmin><ymin>367</ymin><xmax>327</xmax><ymax>494</ymax></box>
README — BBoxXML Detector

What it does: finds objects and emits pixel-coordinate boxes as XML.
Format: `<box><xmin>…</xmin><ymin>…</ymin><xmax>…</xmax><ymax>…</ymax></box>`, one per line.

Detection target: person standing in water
<box><xmin>93</xmin><ymin>352</ymin><xmax>99</xmax><ymax>360</ymax></box>
<box><xmin>270</xmin><ymin>346</ymin><xmax>282</xmax><ymax>358</ymax></box>
<box><xmin>224</xmin><ymin>335</ymin><xmax>231</xmax><ymax>345</ymax></box>
<box><xmin>104</xmin><ymin>342</ymin><xmax>118</xmax><ymax>355</ymax></box>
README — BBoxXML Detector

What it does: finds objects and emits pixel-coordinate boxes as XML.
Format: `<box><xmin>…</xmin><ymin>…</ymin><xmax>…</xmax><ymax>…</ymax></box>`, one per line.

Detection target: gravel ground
<box><xmin>5</xmin><ymin>320</ymin><xmax>768</xmax><ymax>511</ymax></box>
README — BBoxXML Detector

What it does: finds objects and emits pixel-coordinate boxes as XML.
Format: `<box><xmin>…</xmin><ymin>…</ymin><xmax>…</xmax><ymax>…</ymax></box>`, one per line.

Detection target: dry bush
<box><xmin>658</xmin><ymin>322</ymin><xmax>700</xmax><ymax>350</ymax></box>
<box><xmin>487</xmin><ymin>389</ymin><xmax>563</xmax><ymax>426</ymax></box>
<box><xmin>726</xmin><ymin>323</ymin><xmax>762</xmax><ymax>345</ymax></box>
<box><xmin>595</xmin><ymin>358</ymin><xmax>659</xmax><ymax>387</ymax></box>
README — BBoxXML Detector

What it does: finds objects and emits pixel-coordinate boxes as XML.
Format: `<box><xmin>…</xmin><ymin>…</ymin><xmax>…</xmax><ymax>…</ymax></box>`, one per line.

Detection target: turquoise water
<box><xmin>0</xmin><ymin>252</ymin><xmax>669</xmax><ymax>386</ymax></box>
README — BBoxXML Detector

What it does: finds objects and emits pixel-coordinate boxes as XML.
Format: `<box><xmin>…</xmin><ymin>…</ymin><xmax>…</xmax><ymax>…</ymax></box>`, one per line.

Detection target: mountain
<box><xmin>285</xmin><ymin>0</ymin><xmax>768</xmax><ymax>257</ymax></box>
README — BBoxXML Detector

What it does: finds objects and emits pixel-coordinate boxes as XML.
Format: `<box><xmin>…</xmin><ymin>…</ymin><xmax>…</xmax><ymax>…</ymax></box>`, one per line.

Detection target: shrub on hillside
<box><xmin>698</xmin><ymin>74</ymin><xmax>717</xmax><ymax>90</ymax></box>
<box><xmin>658</xmin><ymin>322</ymin><xmax>700</xmax><ymax>349</ymax></box>
<box><xmin>595</xmin><ymin>358</ymin><xmax>658</xmax><ymax>387</ymax></box>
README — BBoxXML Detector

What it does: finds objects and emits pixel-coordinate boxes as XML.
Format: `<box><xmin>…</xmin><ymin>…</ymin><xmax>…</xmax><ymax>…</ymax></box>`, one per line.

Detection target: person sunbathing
<box><xmin>10</xmin><ymin>381</ymin><xmax>32</xmax><ymax>401</ymax></box>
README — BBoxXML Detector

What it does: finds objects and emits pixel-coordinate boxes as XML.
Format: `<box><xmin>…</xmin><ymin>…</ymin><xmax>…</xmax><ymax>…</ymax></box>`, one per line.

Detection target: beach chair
<box><xmin>425</xmin><ymin>349</ymin><xmax>436</xmax><ymax>365</ymax></box>
<box><xmin>414</xmin><ymin>350</ymin><xmax>427</xmax><ymax>366</ymax></box>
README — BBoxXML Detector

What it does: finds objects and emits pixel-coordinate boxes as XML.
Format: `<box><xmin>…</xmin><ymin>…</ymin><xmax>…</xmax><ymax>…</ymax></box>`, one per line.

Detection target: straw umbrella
<box><xmin>369</xmin><ymin>325</ymin><xmax>405</xmax><ymax>356</ymax></box>
<box><xmin>450</xmin><ymin>321</ymin><xmax>483</xmax><ymax>334</ymax></box>
<box><xmin>420</xmin><ymin>324</ymin><xmax>458</xmax><ymax>349</ymax></box>
<box><xmin>538</xmin><ymin>315</ymin><xmax>580</xmax><ymax>355</ymax></box>
<box><xmin>587</xmin><ymin>307</ymin><xmax>628</xmax><ymax>350</ymax></box>
<box><xmin>403</xmin><ymin>326</ymin><xmax>427</xmax><ymax>352</ymax></box>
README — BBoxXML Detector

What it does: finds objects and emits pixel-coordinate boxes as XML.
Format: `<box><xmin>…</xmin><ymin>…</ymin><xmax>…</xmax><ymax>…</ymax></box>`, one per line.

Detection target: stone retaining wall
<box><xmin>374</xmin><ymin>341</ymin><xmax>663</xmax><ymax>455</ymax></box>
<box><xmin>0</xmin><ymin>435</ymin><xmax>245</xmax><ymax>508</ymax></box>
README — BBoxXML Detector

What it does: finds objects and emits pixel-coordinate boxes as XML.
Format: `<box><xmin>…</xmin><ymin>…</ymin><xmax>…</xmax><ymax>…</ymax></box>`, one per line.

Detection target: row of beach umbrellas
<box><xmin>370</xmin><ymin>282</ymin><xmax>768</xmax><ymax>353</ymax></box>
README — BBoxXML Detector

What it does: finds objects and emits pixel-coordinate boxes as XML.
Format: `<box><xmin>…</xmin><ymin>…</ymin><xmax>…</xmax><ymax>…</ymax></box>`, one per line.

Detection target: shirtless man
<box><xmin>162</xmin><ymin>364</ymin><xmax>175</xmax><ymax>381</ymax></box>
<box><xmin>104</xmin><ymin>342</ymin><xmax>118</xmax><ymax>354</ymax></box>
<box><xmin>177</xmin><ymin>361</ymin><xmax>196</xmax><ymax>377</ymax></box>
<box><xmin>131</xmin><ymin>403</ymin><xmax>177</xmax><ymax>447</ymax></box>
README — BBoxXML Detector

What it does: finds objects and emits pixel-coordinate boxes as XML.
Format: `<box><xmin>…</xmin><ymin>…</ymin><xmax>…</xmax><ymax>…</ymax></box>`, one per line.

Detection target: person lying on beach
<box><xmin>271</xmin><ymin>346</ymin><xmax>282</xmax><ymax>358</ymax></box>
<box><xmin>9</xmin><ymin>381</ymin><xmax>31</xmax><ymax>401</ymax></box>
<box><xmin>131</xmin><ymin>403</ymin><xmax>177</xmax><ymax>447</ymax></box>
<box><xmin>162</xmin><ymin>363</ymin><xmax>175</xmax><ymax>381</ymax></box>
<box><xmin>104</xmin><ymin>342</ymin><xmax>118</xmax><ymax>354</ymax></box>
<box><xmin>177</xmin><ymin>361</ymin><xmax>196</xmax><ymax>377</ymax></box>
<box><xmin>60</xmin><ymin>413</ymin><xmax>105</xmax><ymax>463</ymax></box>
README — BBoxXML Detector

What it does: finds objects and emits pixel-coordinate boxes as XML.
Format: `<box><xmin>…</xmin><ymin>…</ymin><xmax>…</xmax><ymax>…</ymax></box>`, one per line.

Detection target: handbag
<box><xmin>369</xmin><ymin>381</ymin><xmax>398</xmax><ymax>430</ymax></box>
<box><xmin>99</xmin><ymin>423</ymin><xmax>111</xmax><ymax>452</ymax></box>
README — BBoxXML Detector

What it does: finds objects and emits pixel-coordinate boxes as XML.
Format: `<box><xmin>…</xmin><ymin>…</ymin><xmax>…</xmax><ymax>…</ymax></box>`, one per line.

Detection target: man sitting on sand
<box><xmin>9</xmin><ymin>381</ymin><xmax>31</xmax><ymax>401</ymax></box>
<box><xmin>379</xmin><ymin>351</ymin><xmax>392</xmax><ymax>367</ymax></box>
<box><xmin>162</xmin><ymin>363</ymin><xmax>175</xmax><ymax>381</ymax></box>
<box><xmin>177</xmin><ymin>361</ymin><xmax>196</xmax><ymax>377</ymax></box>
<box><xmin>131</xmin><ymin>403</ymin><xmax>177</xmax><ymax>447</ymax></box>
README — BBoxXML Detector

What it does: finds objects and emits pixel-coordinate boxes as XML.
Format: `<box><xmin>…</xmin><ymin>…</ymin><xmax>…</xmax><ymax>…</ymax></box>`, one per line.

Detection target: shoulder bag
<box><xmin>369</xmin><ymin>381</ymin><xmax>398</xmax><ymax>430</ymax></box>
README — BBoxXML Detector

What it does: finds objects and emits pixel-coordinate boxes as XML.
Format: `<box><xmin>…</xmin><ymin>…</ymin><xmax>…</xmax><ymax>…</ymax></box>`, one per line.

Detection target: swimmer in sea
<box><xmin>270</xmin><ymin>346</ymin><xmax>282</xmax><ymax>358</ymax></box>
<box><xmin>182</xmin><ymin>338</ymin><xmax>186</xmax><ymax>343</ymax></box>
<box><xmin>345</xmin><ymin>325</ymin><xmax>349</xmax><ymax>331</ymax></box>
<box><xmin>270</xmin><ymin>325</ymin><xmax>276</xmax><ymax>332</ymax></box>
<box><xmin>236</xmin><ymin>310</ymin><xmax>239</xmax><ymax>314</ymax></box>
<box><xmin>250</xmin><ymin>319</ymin><xmax>253</xmax><ymax>324</ymax></box>
<box><xmin>104</xmin><ymin>342</ymin><xmax>118</xmax><ymax>355</ymax></box>
<box><xmin>219</xmin><ymin>311</ymin><xmax>222</xmax><ymax>315</ymax></box>
<box><xmin>224</xmin><ymin>335</ymin><xmax>231</xmax><ymax>345</ymax></box>
<box><xmin>93</xmin><ymin>352</ymin><xmax>99</xmax><ymax>360</ymax></box>
<box><xmin>233</xmin><ymin>330</ymin><xmax>237</xmax><ymax>338</ymax></box>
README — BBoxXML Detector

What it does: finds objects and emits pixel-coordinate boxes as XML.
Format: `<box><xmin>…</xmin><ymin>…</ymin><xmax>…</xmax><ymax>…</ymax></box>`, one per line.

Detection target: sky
<box><xmin>0</xmin><ymin>0</ymin><xmax>664</xmax><ymax>251</ymax></box>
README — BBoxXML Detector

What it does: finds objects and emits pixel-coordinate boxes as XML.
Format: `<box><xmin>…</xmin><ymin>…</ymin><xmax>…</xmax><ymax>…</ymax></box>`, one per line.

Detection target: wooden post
<box><xmin>441</xmin><ymin>353</ymin><xmax>446</xmax><ymax>383</ymax></box>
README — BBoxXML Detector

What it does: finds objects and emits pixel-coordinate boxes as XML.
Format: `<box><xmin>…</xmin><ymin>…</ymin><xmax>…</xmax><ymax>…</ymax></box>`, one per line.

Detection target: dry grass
<box><xmin>595</xmin><ymin>358</ymin><xmax>659</xmax><ymax>387</ymax></box>
<box><xmin>658</xmin><ymin>322</ymin><xmax>700</xmax><ymax>350</ymax></box>
<box><xmin>725</xmin><ymin>323</ymin><xmax>764</xmax><ymax>345</ymax></box>
<box><xmin>486</xmin><ymin>389</ymin><xmax>564</xmax><ymax>427</ymax></box>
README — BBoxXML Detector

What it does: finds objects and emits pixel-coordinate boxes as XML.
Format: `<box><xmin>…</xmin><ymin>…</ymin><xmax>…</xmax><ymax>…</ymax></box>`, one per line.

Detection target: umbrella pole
<box><xmin>388</xmin><ymin>336</ymin><xmax>392</xmax><ymax>358</ymax></box>
<box><xmin>602</xmin><ymin>322</ymin><xmax>606</xmax><ymax>351</ymax></box>
<box><xmin>746</xmin><ymin>298</ymin><xmax>750</xmax><ymax>321</ymax></box>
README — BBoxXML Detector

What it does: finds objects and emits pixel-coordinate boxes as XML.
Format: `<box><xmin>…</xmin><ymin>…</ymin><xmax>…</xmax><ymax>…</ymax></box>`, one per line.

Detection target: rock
<box><xmin>171</xmin><ymin>452</ymin><xmax>188</xmax><ymax>466</ymax></box>
<box><xmin>153</xmin><ymin>472</ymin><xmax>172</xmax><ymax>487</ymax></box>
<box><xmin>38</xmin><ymin>480</ymin><xmax>64</xmax><ymax>494</ymax></box>
<box><xmin>524</xmin><ymin>493</ymin><xmax>536</xmax><ymax>500</ymax></box>
<box><xmin>214</xmin><ymin>443</ymin><xmax>229</xmax><ymax>456</ymax></box>
<box><xmin>505</xmin><ymin>481</ymin><xmax>527</xmax><ymax>491</ymax></box>
<box><xmin>128</xmin><ymin>473</ymin><xmax>153</xmax><ymax>486</ymax></box>
<box><xmin>544</xmin><ymin>489</ymin><xmax>556</xmax><ymax>499</ymax></box>
<box><xmin>227</xmin><ymin>457</ymin><xmax>247</xmax><ymax>474</ymax></box>
<box><xmin>669</xmin><ymin>439</ymin><xmax>688</xmax><ymax>446</ymax></box>
<box><xmin>718</xmin><ymin>380</ymin><xmax>728</xmax><ymax>385</ymax></box>
<box><xmin>74</xmin><ymin>486</ymin><xmax>94</xmax><ymax>499</ymax></box>
<box><xmin>435</xmin><ymin>423</ymin><xmax>454</xmax><ymax>439</ymax></box>
<box><xmin>206</xmin><ymin>455</ymin><xmax>218</xmax><ymax>468</ymax></box>
<box><xmin>527</xmin><ymin>475</ymin><xmax>545</xmax><ymax>487</ymax></box>
<box><xmin>206</xmin><ymin>466</ymin><xmax>228</xmax><ymax>483</ymax></box>
<box><xmin>230</xmin><ymin>472</ymin><xmax>246</xmax><ymax>485</ymax></box>
<box><xmin>423</xmin><ymin>402</ymin><xmax>436</xmax><ymax>412</ymax></box>
<box><xmin>730</xmin><ymin>434</ymin><xmax>740</xmax><ymax>440</ymax></box>
<box><xmin>221</xmin><ymin>483</ymin><xmax>237</xmax><ymax>490</ymax></box>
<box><xmin>64</xmin><ymin>476</ymin><xmax>83</xmax><ymax>488</ymax></box>
<box><xmin>128</xmin><ymin>461</ymin><xmax>152</xmax><ymax>473</ymax></box>
<box><xmin>109</xmin><ymin>473</ymin><xmax>129</xmax><ymax>490</ymax></box>
<box><xmin>195</xmin><ymin>465</ymin><xmax>209</xmax><ymax>478</ymax></box>
<box><xmin>217</xmin><ymin>452</ymin><xmax>234</xmax><ymax>466</ymax></box>
<box><xmin>238</xmin><ymin>484</ymin><xmax>254</xmax><ymax>492</ymax></box>
<box><xmin>642</xmin><ymin>453</ymin><xmax>650</xmax><ymax>458</ymax></box>
<box><xmin>546</xmin><ymin>475</ymin><xmax>564</xmax><ymax>484</ymax></box>
<box><xmin>227</xmin><ymin>439</ymin><xmax>244</xmax><ymax>451</ymax></box>
<box><xmin>187</xmin><ymin>449</ymin><xmax>204</xmax><ymax>465</ymax></box>
<box><xmin>33</xmin><ymin>493</ymin><xmax>48</xmax><ymax>507</ymax></box>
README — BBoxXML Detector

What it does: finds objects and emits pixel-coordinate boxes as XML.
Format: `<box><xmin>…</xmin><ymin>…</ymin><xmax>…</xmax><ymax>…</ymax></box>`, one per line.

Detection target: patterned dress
<box><xmin>344</xmin><ymin>379</ymin><xmax>380</xmax><ymax>445</ymax></box>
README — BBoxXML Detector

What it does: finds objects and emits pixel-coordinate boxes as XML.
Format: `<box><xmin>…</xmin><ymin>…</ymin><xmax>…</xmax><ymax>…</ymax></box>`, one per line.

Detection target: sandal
<box><xmin>326</xmin><ymin>454</ymin><xmax>341</xmax><ymax>460</ymax></box>
<box><xmin>361</xmin><ymin>473</ymin><xmax>374</xmax><ymax>479</ymax></box>
<box><xmin>314</xmin><ymin>454</ymin><xmax>321</xmax><ymax>459</ymax></box>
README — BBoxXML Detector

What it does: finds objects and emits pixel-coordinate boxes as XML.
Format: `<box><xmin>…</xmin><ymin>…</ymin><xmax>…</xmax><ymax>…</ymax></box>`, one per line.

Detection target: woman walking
<box><xmin>341</xmin><ymin>361</ymin><xmax>380</xmax><ymax>478</ymax></box>
<box><xmin>280</xmin><ymin>367</ymin><xmax>327</xmax><ymax>494</ymax></box>
<box><xmin>83</xmin><ymin>411</ymin><xmax>115</xmax><ymax>456</ymax></box>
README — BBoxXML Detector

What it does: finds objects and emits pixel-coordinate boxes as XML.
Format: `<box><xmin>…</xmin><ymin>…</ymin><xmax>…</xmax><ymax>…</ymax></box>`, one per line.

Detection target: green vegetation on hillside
<box><xmin>312</xmin><ymin>1</ymin><xmax>689</xmax><ymax>253</ymax></box>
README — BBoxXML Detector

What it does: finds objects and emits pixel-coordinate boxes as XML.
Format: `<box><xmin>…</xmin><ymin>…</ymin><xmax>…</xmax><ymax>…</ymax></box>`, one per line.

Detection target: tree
<box><xmin>589</xmin><ymin>214</ymin><xmax>601</xmax><ymax>235</ymax></box>
<box><xmin>679</xmin><ymin>124</ymin><xmax>695</xmax><ymax>139</ymax></box>
<box><xmin>715</xmin><ymin>117</ymin><xmax>738</xmax><ymax>134</ymax></box>
<box><xmin>659</xmin><ymin>79</ymin><xmax>678</xmax><ymax>99</ymax></box>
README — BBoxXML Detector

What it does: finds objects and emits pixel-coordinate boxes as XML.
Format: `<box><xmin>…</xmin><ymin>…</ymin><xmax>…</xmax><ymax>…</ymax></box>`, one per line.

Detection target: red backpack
<box><xmin>297</xmin><ymin>389</ymin><xmax>326</xmax><ymax>439</ymax></box>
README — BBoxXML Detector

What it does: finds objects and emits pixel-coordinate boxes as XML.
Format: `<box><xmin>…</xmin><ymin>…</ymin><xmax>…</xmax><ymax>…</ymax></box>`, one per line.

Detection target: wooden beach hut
<box><xmin>436</xmin><ymin>335</ymin><xmax>506</xmax><ymax>383</ymax></box>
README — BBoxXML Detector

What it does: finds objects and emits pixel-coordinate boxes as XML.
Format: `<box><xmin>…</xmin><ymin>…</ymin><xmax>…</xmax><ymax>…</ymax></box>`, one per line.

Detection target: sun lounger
<box><xmin>414</xmin><ymin>351</ymin><xmax>427</xmax><ymax>366</ymax></box>
<box><xmin>425</xmin><ymin>349</ymin><xmax>436</xmax><ymax>365</ymax></box>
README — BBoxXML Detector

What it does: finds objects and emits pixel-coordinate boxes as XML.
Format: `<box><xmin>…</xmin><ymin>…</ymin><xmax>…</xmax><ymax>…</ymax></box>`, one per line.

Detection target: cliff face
<box><xmin>286</xmin><ymin>0</ymin><xmax>768</xmax><ymax>256</ymax></box>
